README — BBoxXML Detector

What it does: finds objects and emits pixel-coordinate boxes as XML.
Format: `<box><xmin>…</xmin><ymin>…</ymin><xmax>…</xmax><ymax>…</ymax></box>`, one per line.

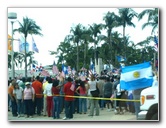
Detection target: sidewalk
<box><xmin>8</xmin><ymin>108</ymin><xmax>137</xmax><ymax>121</ymax></box>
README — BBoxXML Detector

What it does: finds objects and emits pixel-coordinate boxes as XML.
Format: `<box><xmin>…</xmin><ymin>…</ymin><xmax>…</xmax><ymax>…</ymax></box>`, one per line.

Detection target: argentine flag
<box><xmin>120</xmin><ymin>62</ymin><xmax>153</xmax><ymax>90</ymax></box>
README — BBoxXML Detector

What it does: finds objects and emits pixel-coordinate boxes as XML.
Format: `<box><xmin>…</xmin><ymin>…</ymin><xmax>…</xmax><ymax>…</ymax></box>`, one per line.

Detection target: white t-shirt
<box><xmin>88</xmin><ymin>81</ymin><xmax>97</xmax><ymax>91</ymax></box>
<box><xmin>43</xmin><ymin>83</ymin><xmax>53</xmax><ymax>96</ymax></box>
<box><xmin>116</xmin><ymin>84</ymin><xmax>124</xmax><ymax>96</ymax></box>
<box><xmin>13</xmin><ymin>87</ymin><xmax>23</xmax><ymax>100</ymax></box>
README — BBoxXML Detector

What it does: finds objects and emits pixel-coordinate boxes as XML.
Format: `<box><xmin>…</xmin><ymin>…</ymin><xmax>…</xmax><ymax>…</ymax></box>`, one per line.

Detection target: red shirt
<box><xmin>32</xmin><ymin>80</ymin><xmax>43</xmax><ymax>98</ymax></box>
<box><xmin>63</xmin><ymin>82</ymin><xmax>75</xmax><ymax>101</ymax></box>
<box><xmin>52</xmin><ymin>86</ymin><xmax>60</xmax><ymax>96</ymax></box>
<box><xmin>79</xmin><ymin>86</ymin><xmax>86</xmax><ymax>95</ymax></box>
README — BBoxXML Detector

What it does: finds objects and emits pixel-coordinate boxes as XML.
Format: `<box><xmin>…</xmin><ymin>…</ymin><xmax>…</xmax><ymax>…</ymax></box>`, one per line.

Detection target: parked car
<box><xmin>138</xmin><ymin>86</ymin><xmax>159</xmax><ymax>120</ymax></box>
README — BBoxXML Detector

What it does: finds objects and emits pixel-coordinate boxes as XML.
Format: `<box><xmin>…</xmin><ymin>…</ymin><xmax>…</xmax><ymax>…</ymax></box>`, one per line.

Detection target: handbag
<box><xmin>90</xmin><ymin>83</ymin><xmax>100</xmax><ymax>97</ymax></box>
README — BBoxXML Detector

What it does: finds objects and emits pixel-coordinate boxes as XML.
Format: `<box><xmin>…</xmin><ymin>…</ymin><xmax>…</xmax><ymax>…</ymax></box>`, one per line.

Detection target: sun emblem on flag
<box><xmin>133</xmin><ymin>71</ymin><xmax>140</xmax><ymax>78</ymax></box>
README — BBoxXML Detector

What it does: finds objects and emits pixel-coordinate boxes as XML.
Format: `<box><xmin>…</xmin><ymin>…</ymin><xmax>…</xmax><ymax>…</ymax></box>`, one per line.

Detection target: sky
<box><xmin>8</xmin><ymin>7</ymin><xmax>156</xmax><ymax>68</ymax></box>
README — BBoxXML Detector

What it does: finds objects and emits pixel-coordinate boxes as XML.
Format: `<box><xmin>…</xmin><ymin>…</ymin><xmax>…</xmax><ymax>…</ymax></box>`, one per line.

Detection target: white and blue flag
<box><xmin>62</xmin><ymin>64</ymin><xmax>68</xmax><ymax>75</ymax></box>
<box><xmin>90</xmin><ymin>60</ymin><xmax>95</xmax><ymax>74</ymax></box>
<box><xmin>120</xmin><ymin>62</ymin><xmax>153</xmax><ymax>90</ymax></box>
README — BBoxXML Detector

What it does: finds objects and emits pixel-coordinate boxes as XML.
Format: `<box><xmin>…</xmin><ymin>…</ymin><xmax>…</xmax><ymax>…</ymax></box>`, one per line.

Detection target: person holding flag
<box><xmin>63</xmin><ymin>77</ymin><xmax>75</xmax><ymax>120</ymax></box>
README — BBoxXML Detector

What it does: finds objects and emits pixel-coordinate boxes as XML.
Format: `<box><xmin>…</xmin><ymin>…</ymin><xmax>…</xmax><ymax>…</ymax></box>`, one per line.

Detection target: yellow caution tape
<box><xmin>36</xmin><ymin>94</ymin><xmax>140</xmax><ymax>102</ymax></box>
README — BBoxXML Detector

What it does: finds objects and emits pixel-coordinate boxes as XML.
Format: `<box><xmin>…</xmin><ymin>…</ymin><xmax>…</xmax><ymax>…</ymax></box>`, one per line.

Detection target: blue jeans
<box><xmin>59</xmin><ymin>93</ymin><xmax>64</xmax><ymax>113</ymax></box>
<box><xmin>64</xmin><ymin>100</ymin><xmax>74</xmax><ymax>118</ymax></box>
<box><xmin>79</xmin><ymin>94</ymin><xmax>87</xmax><ymax>113</ymax></box>
<box><xmin>99</xmin><ymin>96</ymin><xmax>105</xmax><ymax>109</ymax></box>
<box><xmin>52</xmin><ymin>96</ymin><xmax>60</xmax><ymax>119</ymax></box>
<box><xmin>17</xmin><ymin>99</ymin><xmax>24</xmax><ymax>115</ymax></box>
<box><xmin>11</xmin><ymin>98</ymin><xmax>17</xmax><ymax>116</ymax></box>
<box><xmin>73</xmin><ymin>95</ymin><xmax>79</xmax><ymax>113</ymax></box>
<box><xmin>133</xmin><ymin>94</ymin><xmax>140</xmax><ymax>119</ymax></box>
<box><xmin>8</xmin><ymin>94</ymin><xmax>11</xmax><ymax>109</ymax></box>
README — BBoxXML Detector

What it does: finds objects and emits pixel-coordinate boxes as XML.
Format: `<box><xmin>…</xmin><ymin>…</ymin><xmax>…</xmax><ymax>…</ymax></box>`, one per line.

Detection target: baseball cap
<box><xmin>25</xmin><ymin>82</ymin><xmax>31</xmax><ymax>86</ymax></box>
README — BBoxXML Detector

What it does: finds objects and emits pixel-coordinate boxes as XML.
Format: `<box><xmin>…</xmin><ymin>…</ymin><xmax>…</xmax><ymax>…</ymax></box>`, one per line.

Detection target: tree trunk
<box><xmin>94</xmin><ymin>42</ymin><xmax>97</xmax><ymax>65</ymax></box>
<box><xmin>123</xmin><ymin>25</ymin><xmax>126</xmax><ymax>58</ymax></box>
<box><xmin>76</xmin><ymin>42</ymin><xmax>79</xmax><ymax>71</ymax></box>
<box><xmin>24</xmin><ymin>37</ymin><xmax>27</xmax><ymax>79</ymax></box>
<box><xmin>108</xmin><ymin>29</ymin><xmax>112</xmax><ymax>66</ymax></box>
<box><xmin>83</xmin><ymin>41</ymin><xmax>87</xmax><ymax>68</ymax></box>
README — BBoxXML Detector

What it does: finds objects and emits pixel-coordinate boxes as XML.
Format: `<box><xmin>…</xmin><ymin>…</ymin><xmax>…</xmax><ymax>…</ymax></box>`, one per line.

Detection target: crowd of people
<box><xmin>8</xmin><ymin>69</ymin><xmax>158</xmax><ymax>120</ymax></box>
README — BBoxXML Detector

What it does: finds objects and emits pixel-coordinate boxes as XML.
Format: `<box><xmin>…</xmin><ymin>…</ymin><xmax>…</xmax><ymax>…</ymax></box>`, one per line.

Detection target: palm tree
<box><xmin>26</xmin><ymin>51</ymin><xmax>38</xmax><ymax>70</ymax></box>
<box><xmin>8</xmin><ymin>52</ymin><xmax>23</xmax><ymax>68</ymax></box>
<box><xmin>136</xmin><ymin>36</ymin><xmax>155</xmax><ymax>62</ymax></box>
<box><xmin>81</xmin><ymin>27</ymin><xmax>92</xmax><ymax>67</ymax></box>
<box><xmin>14</xmin><ymin>52</ymin><xmax>24</xmax><ymax>69</ymax></box>
<box><xmin>8</xmin><ymin>52</ymin><xmax>24</xmax><ymax>77</ymax></box>
<box><xmin>138</xmin><ymin>8</ymin><xmax>158</xmax><ymax>34</ymax></box>
<box><xmin>14</xmin><ymin>17</ymin><xmax>43</xmax><ymax>79</ymax></box>
<box><xmin>89</xmin><ymin>23</ymin><xmax>103</xmax><ymax>64</ymax></box>
<box><xmin>118</xmin><ymin>8</ymin><xmax>138</xmax><ymax>58</ymax></box>
<box><xmin>103</xmin><ymin>12</ymin><xmax>119</xmax><ymax>66</ymax></box>
<box><xmin>70</xmin><ymin>24</ymin><xmax>83</xmax><ymax>71</ymax></box>
<box><xmin>118</xmin><ymin>8</ymin><xmax>138</xmax><ymax>38</ymax></box>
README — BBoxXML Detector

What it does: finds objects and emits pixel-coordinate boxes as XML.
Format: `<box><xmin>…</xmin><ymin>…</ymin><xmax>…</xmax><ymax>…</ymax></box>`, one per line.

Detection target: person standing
<box><xmin>103</xmin><ymin>76</ymin><xmax>114</xmax><ymax>111</ymax></box>
<box><xmin>43</xmin><ymin>77</ymin><xmax>53</xmax><ymax>117</ymax></box>
<box><xmin>73</xmin><ymin>78</ymin><xmax>81</xmax><ymax>114</ymax></box>
<box><xmin>59</xmin><ymin>76</ymin><xmax>66</xmax><ymax>113</ymax></box>
<box><xmin>87</xmin><ymin>74</ymin><xmax>100</xmax><ymax>116</ymax></box>
<box><xmin>23</xmin><ymin>82</ymin><xmax>35</xmax><ymax>118</ymax></box>
<box><xmin>32</xmin><ymin>76</ymin><xmax>43</xmax><ymax>116</ymax></box>
<box><xmin>13</xmin><ymin>83</ymin><xmax>24</xmax><ymax>118</ymax></box>
<box><xmin>42</xmin><ymin>77</ymin><xmax>49</xmax><ymax>116</ymax></box>
<box><xmin>97</xmin><ymin>76</ymin><xmax>105</xmax><ymax>110</ymax></box>
<box><xmin>52</xmin><ymin>79</ymin><xmax>60</xmax><ymax>119</ymax></box>
<box><xmin>132</xmin><ymin>88</ymin><xmax>146</xmax><ymax>119</ymax></box>
<box><xmin>8</xmin><ymin>80</ymin><xmax>17</xmax><ymax>117</ymax></box>
<box><xmin>63</xmin><ymin>77</ymin><xmax>75</xmax><ymax>120</ymax></box>
<box><xmin>75</xmin><ymin>80</ymin><xmax>87</xmax><ymax>114</ymax></box>
<box><xmin>113</xmin><ymin>75</ymin><xmax>120</xmax><ymax>111</ymax></box>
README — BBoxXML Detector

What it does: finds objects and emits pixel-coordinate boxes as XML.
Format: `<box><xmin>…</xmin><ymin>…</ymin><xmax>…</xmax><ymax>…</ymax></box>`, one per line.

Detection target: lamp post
<box><xmin>8</xmin><ymin>12</ymin><xmax>17</xmax><ymax>79</ymax></box>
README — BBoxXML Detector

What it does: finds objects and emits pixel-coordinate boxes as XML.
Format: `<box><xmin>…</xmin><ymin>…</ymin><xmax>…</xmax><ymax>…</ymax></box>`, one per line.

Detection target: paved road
<box><xmin>8</xmin><ymin>108</ymin><xmax>137</xmax><ymax>121</ymax></box>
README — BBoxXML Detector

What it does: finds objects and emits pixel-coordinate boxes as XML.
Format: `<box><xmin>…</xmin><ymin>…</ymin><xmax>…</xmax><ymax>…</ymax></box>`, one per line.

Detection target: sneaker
<box><xmin>114</xmin><ymin>110</ymin><xmax>120</xmax><ymax>115</ymax></box>
<box><xmin>111</xmin><ymin>108</ymin><xmax>115</xmax><ymax>111</ymax></box>
<box><xmin>63</xmin><ymin>117</ymin><xmax>69</xmax><ymax>120</ymax></box>
<box><xmin>107</xmin><ymin>109</ymin><xmax>111</xmax><ymax>112</ymax></box>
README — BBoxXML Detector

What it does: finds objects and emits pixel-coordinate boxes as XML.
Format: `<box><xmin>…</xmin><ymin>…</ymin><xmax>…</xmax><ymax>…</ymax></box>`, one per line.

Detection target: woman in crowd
<box><xmin>87</xmin><ymin>74</ymin><xmax>100</xmax><ymax>116</ymax></box>
<box><xmin>52</xmin><ymin>79</ymin><xmax>61</xmax><ymax>119</ymax></box>
<box><xmin>23</xmin><ymin>82</ymin><xmax>35</xmax><ymax>118</ymax></box>
<box><xmin>13</xmin><ymin>82</ymin><xmax>24</xmax><ymax>117</ymax></box>
<box><xmin>43</xmin><ymin>77</ymin><xmax>53</xmax><ymax>117</ymax></box>
<box><xmin>75</xmin><ymin>80</ymin><xmax>87</xmax><ymax>114</ymax></box>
